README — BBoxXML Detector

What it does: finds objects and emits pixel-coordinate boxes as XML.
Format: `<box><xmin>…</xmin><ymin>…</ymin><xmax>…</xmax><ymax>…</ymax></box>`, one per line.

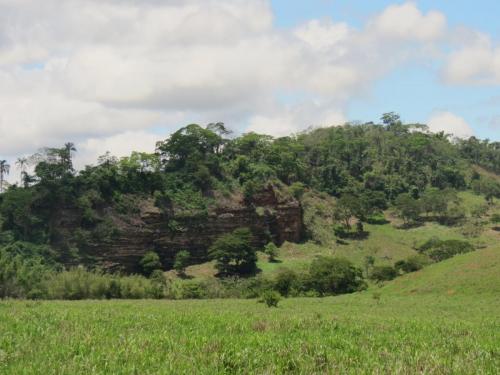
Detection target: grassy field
<box><xmin>0</xmin><ymin>295</ymin><xmax>498</xmax><ymax>374</ymax></box>
<box><xmin>1</xmin><ymin>246</ymin><xmax>499</xmax><ymax>374</ymax></box>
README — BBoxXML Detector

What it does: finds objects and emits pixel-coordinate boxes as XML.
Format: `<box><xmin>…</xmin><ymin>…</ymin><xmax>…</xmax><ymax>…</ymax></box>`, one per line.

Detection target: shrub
<box><xmin>140</xmin><ymin>251</ymin><xmax>162</xmax><ymax>276</ymax></box>
<box><xmin>273</xmin><ymin>268</ymin><xmax>298</xmax><ymax>297</ymax></box>
<box><xmin>394</xmin><ymin>254</ymin><xmax>430</xmax><ymax>273</ymax></box>
<box><xmin>175</xmin><ymin>280</ymin><xmax>206</xmax><ymax>299</ymax></box>
<box><xmin>491</xmin><ymin>213</ymin><xmax>500</xmax><ymax>224</ymax></box>
<box><xmin>370</xmin><ymin>266</ymin><xmax>398</xmax><ymax>282</ymax></box>
<box><xmin>418</xmin><ymin>238</ymin><xmax>474</xmax><ymax>262</ymax></box>
<box><xmin>173</xmin><ymin>250</ymin><xmax>190</xmax><ymax>276</ymax></box>
<box><xmin>260</xmin><ymin>290</ymin><xmax>280</xmax><ymax>307</ymax></box>
<box><xmin>119</xmin><ymin>275</ymin><xmax>157</xmax><ymax>299</ymax></box>
<box><xmin>0</xmin><ymin>249</ymin><xmax>51</xmax><ymax>299</ymax></box>
<box><xmin>366</xmin><ymin>213</ymin><xmax>388</xmax><ymax>225</ymax></box>
<box><xmin>289</xmin><ymin>182</ymin><xmax>306</xmax><ymax>199</ymax></box>
<box><xmin>308</xmin><ymin>256</ymin><xmax>366</xmax><ymax>296</ymax></box>
<box><xmin>43</xmin><ymin>268</ymin><xmax>161</xmax><ymax>300</ymax></box>
<box><xmin>44</xmin><ymin>267</ymin><xmax>107</xmax><ymax>300</ymax></box>
<box><xmin>263</xmin><ymin>242</ymin><xmax>279</xmax><ymax>262</ymax></box>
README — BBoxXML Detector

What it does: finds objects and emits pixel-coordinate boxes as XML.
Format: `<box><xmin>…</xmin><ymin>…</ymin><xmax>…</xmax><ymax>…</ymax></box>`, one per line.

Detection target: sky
<box><xmin>0</xmin><ymin>0</ymin><xmax>499</xmax><ymax>181</ymax></box>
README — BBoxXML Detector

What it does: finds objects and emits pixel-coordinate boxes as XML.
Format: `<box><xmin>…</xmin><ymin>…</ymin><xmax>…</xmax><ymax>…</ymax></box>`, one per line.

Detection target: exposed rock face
<box><xmin>80</xmin><ymin>187</ymin><xmax>303</xmax><ymax>272</ymax></box>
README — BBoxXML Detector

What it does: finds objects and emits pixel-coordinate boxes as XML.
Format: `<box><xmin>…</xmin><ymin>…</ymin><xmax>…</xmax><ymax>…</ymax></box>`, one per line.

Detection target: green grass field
<box><xmin>1</xmin><ymin>246</ymin><xmax>499</xmax><ymax>374</ymax></box>
<box><xmin>1</xmin><ymin>295</ymin><xmax>498</xmax><ymax>374</ymax></box>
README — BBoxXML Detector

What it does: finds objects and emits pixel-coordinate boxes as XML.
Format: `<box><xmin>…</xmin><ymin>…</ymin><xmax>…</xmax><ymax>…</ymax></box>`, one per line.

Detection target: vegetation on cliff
<box><xmin>0</xmin><ymin>113</ymin><xmax>500</xmax><ymax>299</ymax></box>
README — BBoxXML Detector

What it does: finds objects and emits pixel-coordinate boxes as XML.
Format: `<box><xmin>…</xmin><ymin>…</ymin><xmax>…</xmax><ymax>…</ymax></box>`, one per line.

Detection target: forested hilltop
<box><xmin>1</xmin><ymin>113</ymin><xmax>500</xmax><ymax>300</ymax></box>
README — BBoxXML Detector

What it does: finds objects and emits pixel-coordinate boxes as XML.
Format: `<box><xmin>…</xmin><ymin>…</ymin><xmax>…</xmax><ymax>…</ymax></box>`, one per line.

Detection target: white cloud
<box><xmin>443</xmin><ymin>33</ymin><xmax>500</xmax><ymax>85</ymax></box>
<box><xmin>248</xmin><ymin>101</ymin><xmax>346</xmax><ymax>136</ymax></box>
<box><xmin>368</xmin><ymin>2</ymin><xmax>446</xmax><ymax>42</ymax></box>
<box><xmin>75</xmin><ymin>130</ymin><xmax>161</xmax><ymax>169</ymax></box>
<box><xmin>0</xmin><ymin>0</ymin><xmax>492</xmax><ymax>171</ymax></box>
<box><xmin>427</xmin><ymin>111</ymin><xmax>474</xmax><ymax>139</ymax></box>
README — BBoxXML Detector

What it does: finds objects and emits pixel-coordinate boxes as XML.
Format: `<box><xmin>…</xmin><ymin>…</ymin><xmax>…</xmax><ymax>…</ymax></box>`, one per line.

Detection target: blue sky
<box><xmin>271</xmin><ymin>0</ymin><xmax>500</xmax><ymax>140</ymax></box>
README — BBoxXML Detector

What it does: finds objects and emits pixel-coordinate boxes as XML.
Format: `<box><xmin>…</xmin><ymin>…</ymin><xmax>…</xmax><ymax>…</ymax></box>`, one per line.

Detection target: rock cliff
<box><xmin>74</xmin><ymin>186</ymin><xmax>302</xmax><ymax>272</ymax></box>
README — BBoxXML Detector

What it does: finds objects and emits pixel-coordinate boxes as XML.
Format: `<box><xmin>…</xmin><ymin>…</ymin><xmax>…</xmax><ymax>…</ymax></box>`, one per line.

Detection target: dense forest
<box><xmin>1</xmin><ymin>113</ymin><xmax>499</xmax><ymax>299</ymax></box>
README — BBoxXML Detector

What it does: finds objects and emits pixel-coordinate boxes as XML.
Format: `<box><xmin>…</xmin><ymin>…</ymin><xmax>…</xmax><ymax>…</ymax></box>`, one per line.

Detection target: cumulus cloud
<box><xmin>443</xmin><ymin>33</ymin><xmax>500</xmax><ymax>85</ymax></box>
<box><xmin>248</xmin><ymin>101</ymin><xmax>346</xmax><ymax>136</ymax></box>
<box><xmin>75</xmin><ymin>131</ymin><xmax>161</xmax><ymax>169</ymax></box>
<box><xmin>0</xmin><ymin>0</ymin><xmax>490</xmax><ymax>172</ymax></box>
<box><xmin>427</xmin><ymin>111</ymin><xmax>474</xmax><ymax>139</ymax></box>
<box><xmin>368</xmin><ymin>2</ymin><xmax>446</xmax><ymax>42</ymax></box>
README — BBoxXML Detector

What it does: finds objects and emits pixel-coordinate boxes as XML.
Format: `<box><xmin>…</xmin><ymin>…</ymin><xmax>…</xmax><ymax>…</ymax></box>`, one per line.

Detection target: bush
<box><xmin>370</xmin><ymin>266</ymin><xmax>398</xmax><ymax>282</ymax></box>
<box><xmin>365</xmin><ymin>213</ymin><xmax>388</xmax><ymax>225</ymax></box>
<box><xmin>173</xmin><ymin>250</ymin><xmax>190</xmax><ymax>276</ymax></box>
<box><xmin>260</xmin><ymin>290</ymin><xmax>280</xmax><ymax>307</ymax></box>
<box><xmin>44</xmin><ymin>267</ymin><xmax>108</xmax><ymax>300</ymax></box>
<box><xmin>174</xmin><ymin>280</ymin><xmax>206</xmax><ymax>299</ymax></box>
<box><xmin>394</xmin><ymin>254</ymin><xmax>430</xmax><ymax>273</ymax></box>
<box><xmin>139</xmin><ymin>251</ymin><xmax>162</xmax><ymax>276</ymax></box>
<box><xmin>43</xmin><ymin>268</ymin><xmax>162</xmax><ymax>300</ymax></box>
<box><xmin>308</xmin><ymin>256</ymin><xmax>366</xmax><ymax>296</ymax></box>
<box><xmin>417</xmin><ymin>238</ymin><xmax>474</xmax><ymax>262</ymax></box>
<box><xmin>273</xmin><ymin>268</ymin><xmax>299</xmax><ymax>297</ymax></box>
<box><xmin>263</xmin><ymin>242</ymin><xmax>279</xmax><ymax>262</ymax></box>
<box><xmin>119</xmin><ymin>275</ymin><xmax>159</xmax><ymax>299</ymax></box>
<box><xmin>491</xmin><ymin>213</ymin><xmax>500</xmax><ymax>224</ymax></box>
<box><xmin>0</xmin><ymin>249</ymin><xmax>51</xmax><ymax>299</ymax></box>
<box><xmin>289</xmin><ymin>182</ymin><xmax>306</xmax><ymax>199</ymax></box>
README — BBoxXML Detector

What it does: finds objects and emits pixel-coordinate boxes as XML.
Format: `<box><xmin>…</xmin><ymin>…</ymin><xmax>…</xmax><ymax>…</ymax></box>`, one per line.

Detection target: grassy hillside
<box><xmin>381</xmin><ymin>245</ymin><xmax>500</xmax><ymax>296</ymax></box>
<box><xmin>180</xmin><ymin>190</ymin><xmax>500</xmax><ymax>280</ymax></box>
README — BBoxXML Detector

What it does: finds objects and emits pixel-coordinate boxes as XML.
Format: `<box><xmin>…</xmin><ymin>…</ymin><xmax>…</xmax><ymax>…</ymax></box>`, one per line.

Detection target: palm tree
<box><xmin>0</xmin><ymin>160</ymin><xmax>10</xmax><ymax>193</ymax></box>
<box><xmin>16</xmin><ymin>157</ymin><xmax>28</xmax><ymax>183</ymax></box>
<box><xmin>62</xmin><ymin>142</ymin><xmax>76</xmax><ymax>171</ymax></box>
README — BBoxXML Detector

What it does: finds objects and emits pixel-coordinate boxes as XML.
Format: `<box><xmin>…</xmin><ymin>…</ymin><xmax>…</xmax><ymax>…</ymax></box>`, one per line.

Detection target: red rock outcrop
<box><xmin>79</xmin><ymin>187</ymin><xmax>302</xmax><ymax>272</ymax></box>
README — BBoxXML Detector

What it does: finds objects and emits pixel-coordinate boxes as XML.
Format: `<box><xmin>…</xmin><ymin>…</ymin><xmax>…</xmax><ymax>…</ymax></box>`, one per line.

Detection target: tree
<box><xmin>263</xmin><ymin>242</ymin><xmax>278</xmax><ymax>262</ymax></box>
<box><xmin>394</xmin><ymin>193</ymin><xmax>421</xmax><ymax>225</ymax></box>
<box><xmin>370</xmin><ymin>266</ymin><xmax>398</xmax><ymax>282</ymax></box>
<box><xmin>62</xmin><ymin>142</ymin><xmax>77</xmax><ymax>171</ymax></box>
<box><xmin>420</xmin><ymin>188</ymin><xmax>447</xmax><ymax>217</ymax></box>
<box><xmin>0</xmin><ymin>160</ymin><xmax>10</xmax><ymax>193</ymax></box>
<box><xmin>308</xmin><ymin>256</ymin><xmax>366</xmax><ymax>296</ymax></box>
<box><xmin>394</xmin><ymin>254</ymin><xmax>430</xmax><ymax>273</ymax></box>
<box><xmin>139</xmin><ymin>251</ymin><xmax>162</xmax><ymax>276</ymax></box>
<box><xmin>334</xmin><ymin>194</ymin><xmax>363</xmax><ymax>229</ymax></box>
<box><xmin>16</xmin><ymin>157</ymin><xmax>28</xmax><ymax>185</ymax></box>
<box><xmin>209</xmin><ymin>228</ymin><xmax>257</xmax><ymax>276</ymax></box>
<box><xmin>381</xmin><ymin>112</ymin><xmax>401</xmax><ymax>126</ymax></box>
<box><xmin>173</xmin><ymin>250</ymin><xmax>190</xmax><ymax>276</ymax></box>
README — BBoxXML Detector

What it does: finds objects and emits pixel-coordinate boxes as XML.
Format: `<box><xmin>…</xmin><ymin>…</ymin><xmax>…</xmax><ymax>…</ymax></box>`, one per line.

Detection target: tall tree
<box><xmin>15</xmin><ymin>157</ymin><xmax>28</xmax><ymax>184</ymax></box>
<box><xmin>0</xmin><ymin>160</ymin><xmax>10</xmax><ymax>193</ymax></box>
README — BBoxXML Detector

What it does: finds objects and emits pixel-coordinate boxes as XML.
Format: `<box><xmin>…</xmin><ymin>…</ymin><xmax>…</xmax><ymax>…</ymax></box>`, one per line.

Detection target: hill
<box><xmin>1</xmin><ymin>114</ymin><xmax>500</xmax><ymax>299</ymax></box>
<box><xmin>380</xmin><ymin>245</ymin><xmax>500</xmax><ymax>295</ymax></box>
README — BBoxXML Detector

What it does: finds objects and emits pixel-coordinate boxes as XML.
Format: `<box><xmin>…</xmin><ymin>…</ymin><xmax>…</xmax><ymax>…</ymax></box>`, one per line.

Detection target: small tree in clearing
<box><xmin>209</xmin><ymin>228</ymin><xmax>257</xmax><ymax>276</ymax></box>
<box><xmin>264</xmin><ymin>242</ymin><xmax>279</xmax><ymax>262</ymax></box>
<box><xmin>174</xmin><ymin>250</ymin><xmax>190</xmax><ymax>276</ymax></box>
